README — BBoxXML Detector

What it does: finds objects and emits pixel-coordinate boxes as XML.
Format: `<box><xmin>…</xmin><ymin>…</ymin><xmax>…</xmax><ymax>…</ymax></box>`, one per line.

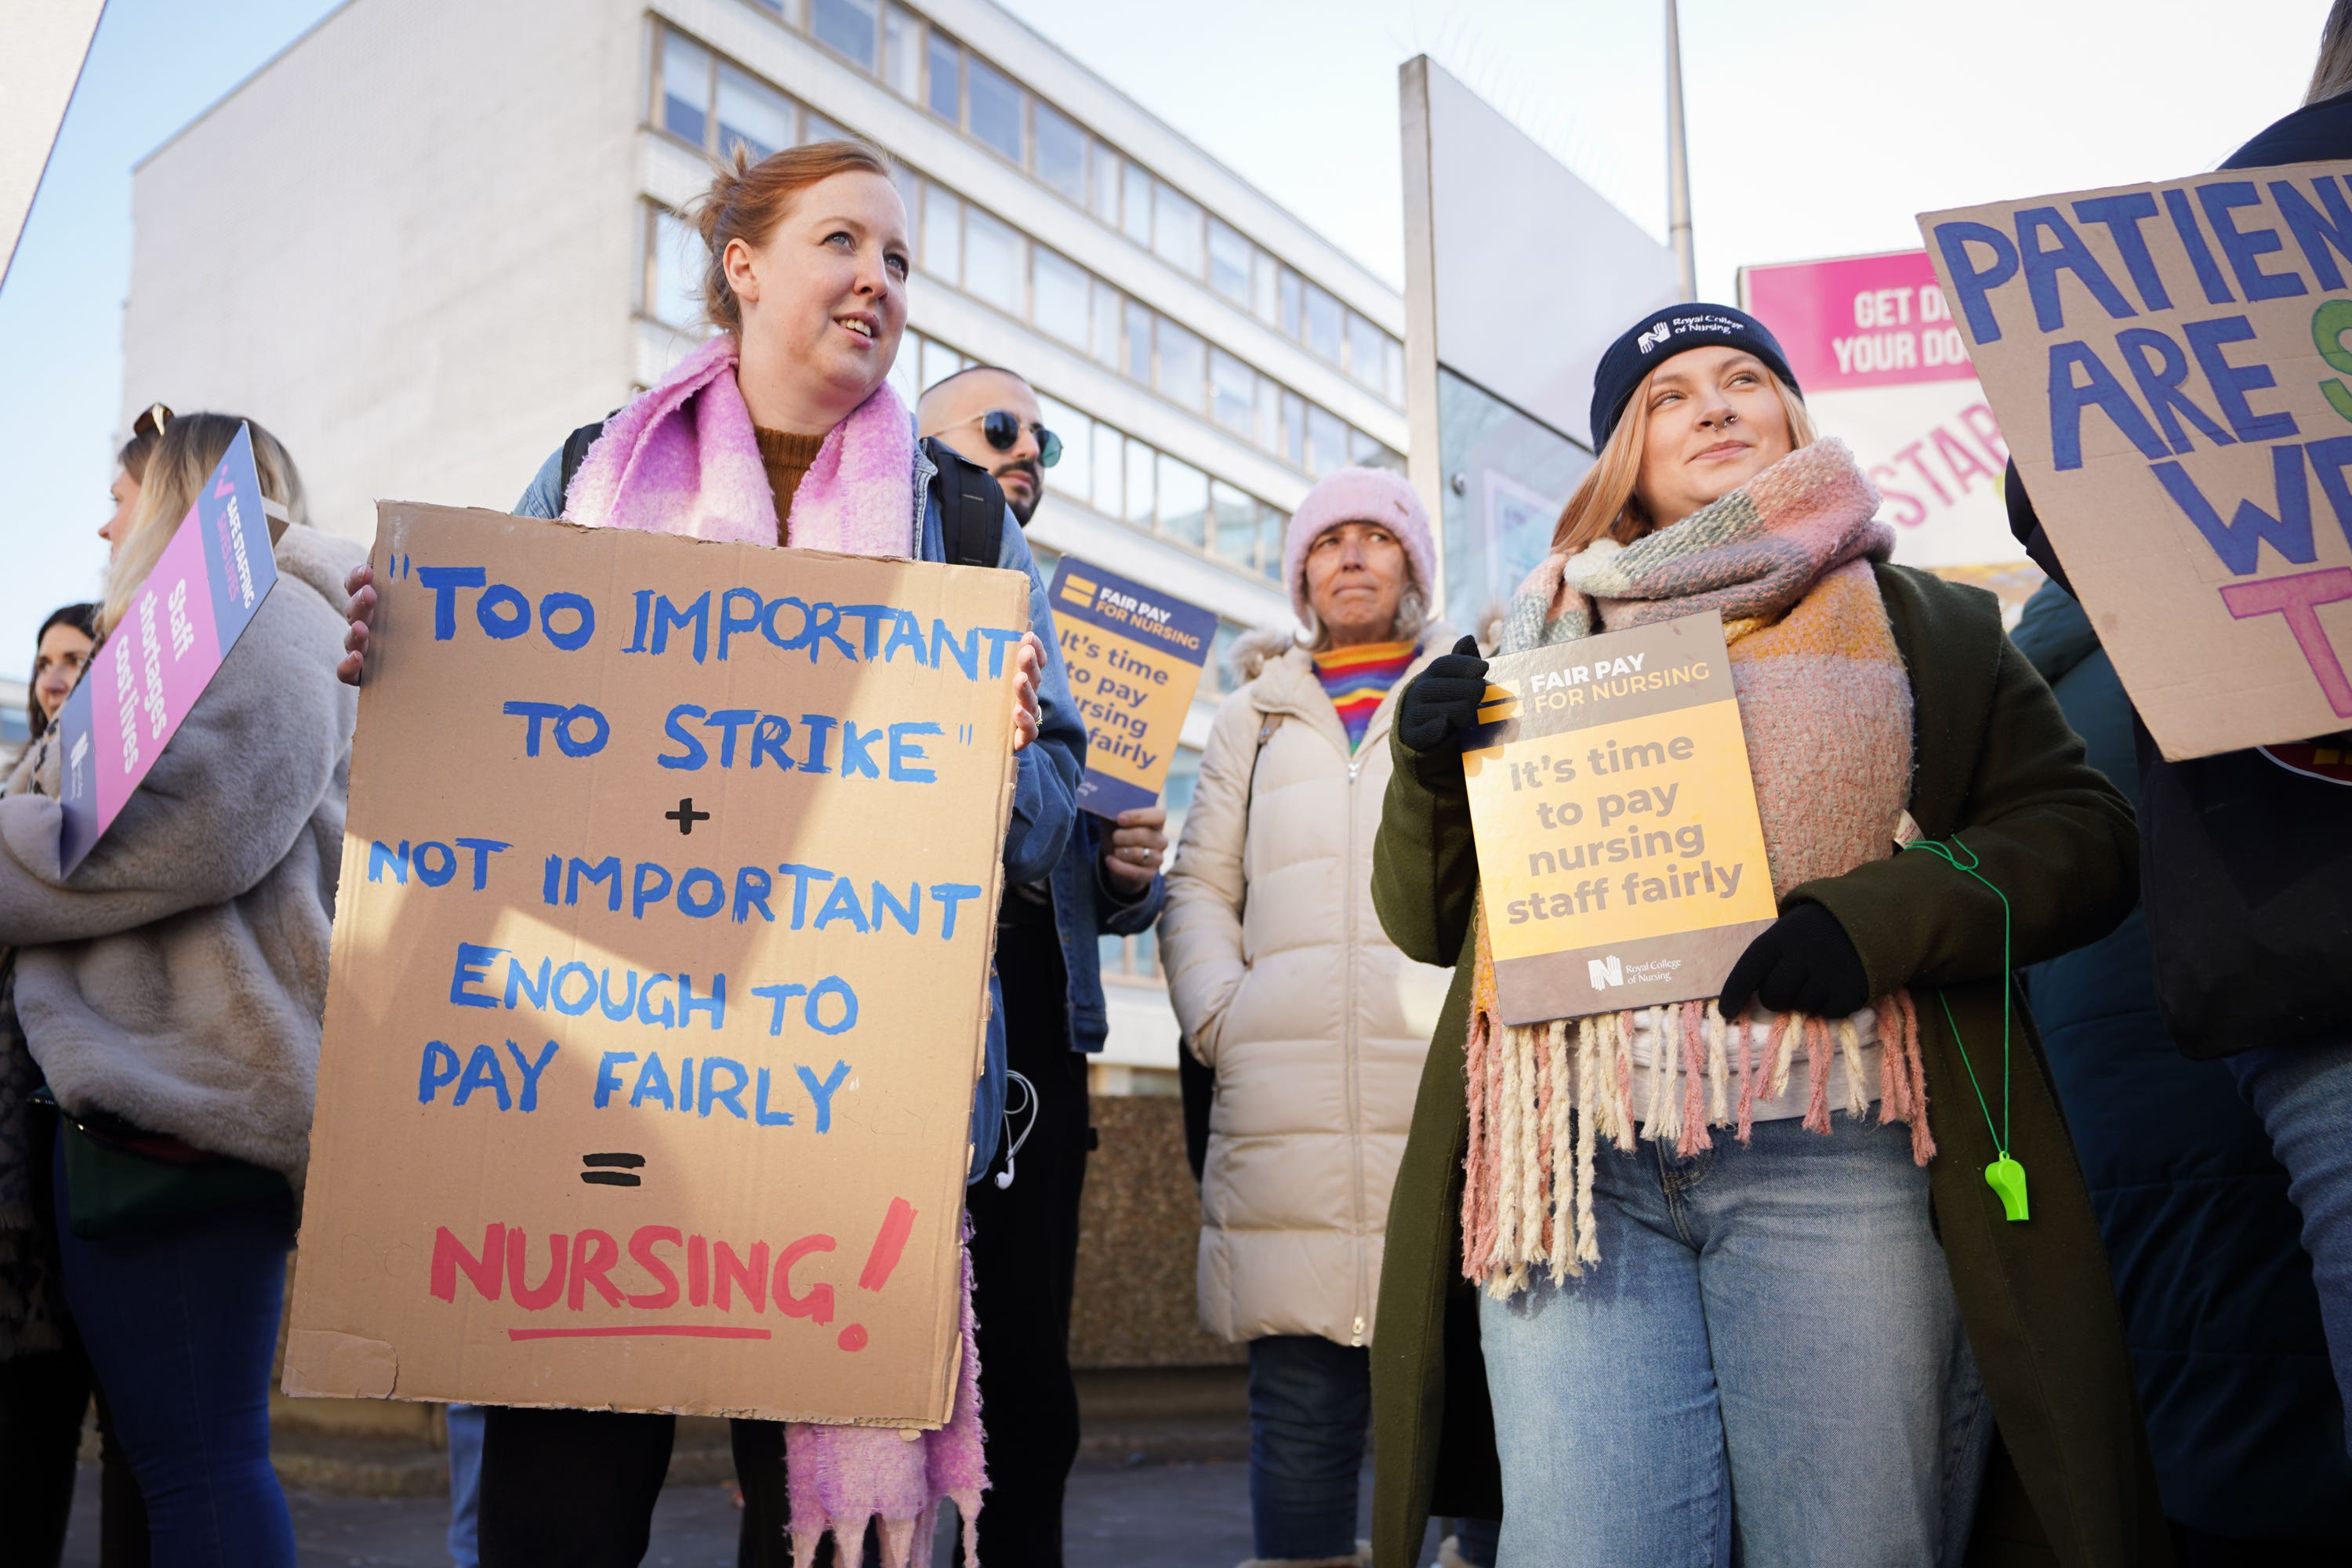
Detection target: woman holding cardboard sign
<box><xmin>338</xmin><ymin>139</ymin><xmax>1085</xmax><ymax>1568</ymax></box>
<box><xmin>1367</xmin><ymin>305</ymin><xmax>2160</xmax><ymax>1566</ymax></box>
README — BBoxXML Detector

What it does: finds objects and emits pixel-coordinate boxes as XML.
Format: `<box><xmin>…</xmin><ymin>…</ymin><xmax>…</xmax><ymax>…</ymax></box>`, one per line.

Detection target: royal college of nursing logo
<box><xmin>1588</xmin><ymin>954</ymin><xmax>1626</xmax><ymax>990</ymax></box>
<box><xmin>1636</xmin><ymin>323</ymin><xmax>1672</xmax><ymax>354</ymax></box>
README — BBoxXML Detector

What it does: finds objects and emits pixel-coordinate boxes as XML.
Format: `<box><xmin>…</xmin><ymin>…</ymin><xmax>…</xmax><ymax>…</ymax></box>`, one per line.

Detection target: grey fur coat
<box><xmin>0</xmin><ymin>523</ymin><xmax>362</xmax><ymax>1181</ymax></box>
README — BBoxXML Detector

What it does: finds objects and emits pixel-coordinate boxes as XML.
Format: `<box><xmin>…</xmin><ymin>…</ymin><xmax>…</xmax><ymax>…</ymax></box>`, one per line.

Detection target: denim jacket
<box><xmin>515</xmin><ymin>437</ymin><xmax>1083</xmax><ymax>1180</ymax></box>
<box><xmin>1042</xmin><ymin>812</ymin><xmax>1165</xmax><ymax>1054</ymax></box>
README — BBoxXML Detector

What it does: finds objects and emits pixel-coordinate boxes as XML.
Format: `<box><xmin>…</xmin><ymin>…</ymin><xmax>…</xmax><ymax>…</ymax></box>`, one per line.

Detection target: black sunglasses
<box><xmin>975</xmin><ymin>409</ymin><xmax>1061</xmax><ymax>469</ymax></box>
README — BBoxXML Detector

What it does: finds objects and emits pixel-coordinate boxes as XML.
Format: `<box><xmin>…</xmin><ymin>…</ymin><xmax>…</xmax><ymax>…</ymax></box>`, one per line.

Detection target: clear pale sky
<box><xmin>0</xmin><ymin>0</ymin><xmax>2330</xmax><ymax>670</ymax></box>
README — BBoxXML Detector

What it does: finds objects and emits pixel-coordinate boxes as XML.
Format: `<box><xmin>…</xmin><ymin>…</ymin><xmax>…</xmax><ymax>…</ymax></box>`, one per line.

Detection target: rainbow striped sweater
<box><xmin>1313</xmin><ymin>640</ymin><xmax>1418</xmax><ymax>751</ymax></box>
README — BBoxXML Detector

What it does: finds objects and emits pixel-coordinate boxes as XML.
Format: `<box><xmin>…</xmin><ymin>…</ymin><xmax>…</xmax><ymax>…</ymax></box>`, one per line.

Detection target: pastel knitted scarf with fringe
<box><xmin>1462</xmin><ymin>437</ymin><xmax>1937</xmax><ymax>1298</ymax></box>
<box><xmin>561</xmin><ymin>334</ymin><xmax>983</xmax><ymax>1566</ymax></box>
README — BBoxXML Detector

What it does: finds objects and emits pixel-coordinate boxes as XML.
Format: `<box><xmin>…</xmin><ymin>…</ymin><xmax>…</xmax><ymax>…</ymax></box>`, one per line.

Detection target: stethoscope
<box><xmin>993</xmin><ymin>1069</ymin><xmax>1039</xmax><ymax>1190</ymax></box>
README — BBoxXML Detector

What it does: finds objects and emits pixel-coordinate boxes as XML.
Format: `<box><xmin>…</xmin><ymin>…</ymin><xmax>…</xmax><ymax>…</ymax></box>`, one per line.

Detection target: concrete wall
<box><xmin>123</xmin><ymin>0</ymin><xmax>649</xmax><ymax>543</ymax></box>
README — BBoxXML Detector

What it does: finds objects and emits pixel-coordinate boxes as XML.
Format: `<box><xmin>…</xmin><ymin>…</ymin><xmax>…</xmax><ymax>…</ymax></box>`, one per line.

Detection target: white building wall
<box><xmin>122</xmin><ymin>0</ymin><xmax>651</xmax><ymax>539</ymax></box>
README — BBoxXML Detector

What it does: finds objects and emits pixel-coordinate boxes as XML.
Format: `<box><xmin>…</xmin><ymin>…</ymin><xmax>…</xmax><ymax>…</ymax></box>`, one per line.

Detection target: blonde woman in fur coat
<box><xmin>0</xmin><ymin>412</ymin><xmax>358</xmax><ymax>1568</ymax></box>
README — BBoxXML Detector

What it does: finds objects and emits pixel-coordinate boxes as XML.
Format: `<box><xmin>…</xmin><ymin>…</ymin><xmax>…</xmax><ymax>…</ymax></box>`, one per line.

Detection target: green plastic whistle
<box><xmin>1984</xmin><ymin>1156</ymin><xmax>2029</xmax><ymax>1222</ymax></box>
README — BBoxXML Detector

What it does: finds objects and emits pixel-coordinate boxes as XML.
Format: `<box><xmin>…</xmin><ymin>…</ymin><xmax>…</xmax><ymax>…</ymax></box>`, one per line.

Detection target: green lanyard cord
<box><xmin>1900</xmin><ymin>837</ymin><xmax>2011</xmax><ymax>1159</ymax></box>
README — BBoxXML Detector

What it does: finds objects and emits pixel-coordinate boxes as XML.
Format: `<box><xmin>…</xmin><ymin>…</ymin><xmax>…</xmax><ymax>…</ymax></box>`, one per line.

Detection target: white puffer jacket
<box><xmin>1161</xmin><ymin>625</ymin><xmax>1456</xmax><ymax>1347</ymax></box>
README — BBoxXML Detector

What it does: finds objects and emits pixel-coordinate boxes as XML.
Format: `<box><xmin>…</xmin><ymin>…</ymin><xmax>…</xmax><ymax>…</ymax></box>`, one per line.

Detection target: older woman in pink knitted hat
<box><xmin>1161</xmin><ymin>467</ymin><xmax>1497</xmax><ymax>1568</ymax></box>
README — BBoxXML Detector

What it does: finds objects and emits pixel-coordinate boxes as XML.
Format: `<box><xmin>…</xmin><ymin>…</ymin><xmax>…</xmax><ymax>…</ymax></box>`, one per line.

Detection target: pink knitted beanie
<box><xmin>1283</xmin><ymin>466</ymin><xmax>1438</xmax><ymax>623</ymax></box>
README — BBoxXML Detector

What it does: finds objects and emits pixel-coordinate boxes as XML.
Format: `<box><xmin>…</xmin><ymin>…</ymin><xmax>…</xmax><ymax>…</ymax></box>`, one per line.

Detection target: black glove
<box><xmin>1716</xmin><ymin>902</ymin><xmax>1870</xmax><ymax>1022</ymax></box>
<box><xmin>1398</xmin><ymin>636</ymin><xmax>1490</xmax><ymax>752</ymax></box>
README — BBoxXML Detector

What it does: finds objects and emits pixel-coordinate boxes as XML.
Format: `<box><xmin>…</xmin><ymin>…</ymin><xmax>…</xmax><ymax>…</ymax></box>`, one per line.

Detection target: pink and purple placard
<box><xmin>55</xmin><ymin>424</ymin><xmax>278</xmax><ymax>873</ymax></box>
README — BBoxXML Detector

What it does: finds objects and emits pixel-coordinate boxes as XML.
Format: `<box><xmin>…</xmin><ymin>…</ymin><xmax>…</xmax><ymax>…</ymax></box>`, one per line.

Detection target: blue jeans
<box><xmin>1247</xmin><ymin>1334</ymin><xmax>1494</xmax><ymax>1566</ymax></box>
<box><xmin>51</xmin><ymin>1138</ymin><xmax>296</xmax><ymax>1568</ymax></box>
<box><xmin>2231</xmin><ymin>1039</ymin><xmax>2352</xmax><ymax>1445</ymax></box>
<box><xmin>1479</xmin><ymin>1113</ymin><xmax>1990</xmax><ymax>1568</ymax></box>
<box><xmin>1248</xmin><ymin>1334</ymin><xmax>1369</xmax><ymax>1561</ymax></box>
<box><xmin>446</xmin><ymin>1403</ymin><xmax>485</xmax><ymax>1566</ymax></box>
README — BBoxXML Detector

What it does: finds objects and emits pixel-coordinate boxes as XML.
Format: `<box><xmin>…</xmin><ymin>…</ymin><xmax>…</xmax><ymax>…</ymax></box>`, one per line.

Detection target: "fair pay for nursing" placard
<box><xmin>1462</xmin><ymin>612</ymin><xmax>1777</xmax><ymax>1024</ymax></box>
<box><xmin>1046</xmin><ymin>556</ymin><xmax>1214</xmax><ymax>818</ymax></box>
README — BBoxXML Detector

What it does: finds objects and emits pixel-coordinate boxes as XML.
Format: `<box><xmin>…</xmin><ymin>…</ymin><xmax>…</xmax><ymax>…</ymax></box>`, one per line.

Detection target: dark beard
<box><xmin>994</xmin><ymin>460</ymin><xmax>1040</xmax><ymax>524</ymax></box>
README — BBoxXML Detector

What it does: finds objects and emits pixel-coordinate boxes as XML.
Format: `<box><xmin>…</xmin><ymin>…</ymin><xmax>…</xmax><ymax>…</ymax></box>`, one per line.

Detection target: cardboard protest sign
<box><xmin>56</xmin><ymin>424</ymin><xmax>278</xmax><ymax>873</ymax></box>
<box><xmin>1462</xmin><ymin>612</ymin><xmax>1777</xmax><ymax>1023</ymax></box>
<box><xmin>285</xmin><ymin>504</ymin><xmax>1025</xmax><ymax>1427</ymax></box>
<box><xmin>1740</xmin><ymin>250</ymin><xmax>2021</xmax><ymax>568</ymax></box>
<box><xmin>1920</xmin><ymin>162</ymin><xmax>2352</xmax><ymax>759</ymax></box>
<box><xmin>1046</xmin><ymin>556</ymin><xmax>1214</xmax><ymax>818</ymax></box>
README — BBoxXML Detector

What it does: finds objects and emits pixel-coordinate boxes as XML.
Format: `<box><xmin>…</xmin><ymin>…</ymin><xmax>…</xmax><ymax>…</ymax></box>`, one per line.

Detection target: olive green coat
<box><xmin>1367</xmin><ymin>564</ymin><xmax>2169</xmax><ymax>1567</ymax></box>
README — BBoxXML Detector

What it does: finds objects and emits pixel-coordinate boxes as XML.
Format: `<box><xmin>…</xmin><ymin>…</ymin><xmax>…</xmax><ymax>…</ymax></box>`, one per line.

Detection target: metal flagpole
<box><xmin>1665</xmin><ymin>0</ymin><xmax>1697</xmax><ymax>301</ymax></box>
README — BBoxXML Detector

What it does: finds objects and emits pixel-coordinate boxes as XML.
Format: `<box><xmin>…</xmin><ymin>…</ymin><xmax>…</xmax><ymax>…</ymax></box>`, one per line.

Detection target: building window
<box><xmin>1120</xmin><ymin>161</ymin><xmax>1152</xmax><ymax>248</ymax></box>
<box><xmin>1209</xmin><ymin>347</ymin><xmax>1254</xmax><ymax>435</ymax></box>
<box><xmin>1385</xmin><ymin>338</ymin><xmax>1406</xmax><ymax>405</ymax></box>
<box><xmin>1304</xmin><ymin>281</ymin><xmax>1344</xmax><ymax>364</ymax></box>
<box><xmin>717</xmin><ymin>64</ymin><xmax>793</xmax><ymax>163</ymax></box>
<box><xmin>1158</xmin><ymin>454</ymin><xmax>1209</xmax><ymax>547</ymax></box>
<box><xmin>1121</xmin><ymin>298</ymin><xmax>1152</xmax><ymax>385</ymax></box>
<box><xmin>1152</xmin><ymin>181</ymin><xmax>1205</xmax><ymax>276</ymax></box>
<box><xmin>967</xmin><ymin>56</ymin><xmax>1025</xmax><ymax>163</ymax></box>
<box><xmin>811</xmin><ymin>0</ymin><xmax>879</xmax><ymax>71</ymax></box>
<box><xmin>925</xmin><ymin>29</ymin><xmax>960</xmax><ymax>122</ymax></box>
<box><xmin>1091</xmin><ymin>421</ymin><xmax>1123</xmax><ymax>517</ymax></box>
<box><xmin>647</xmin><ymin>205</ymin><xmax>706</xmax><ymax>331</ymax></box>
<box><xmin>1279</xmin><ymin>390</ymin><xmax>1306</xmax><ymax>468</ymax></box>
<box><xmin>1252</xmin><ymin>251</ymin><xmax>1280</xmax><ymax>328</ymax></box>
<box><xmin>920</xmin><ymin>181</ymin><xmax>961</xmax><ymax>280</ymax></box>
<box><xmin>1123</xmin><ymin>434</ymin><xmax>1156</xmax><ymax>525</ymax></box>
<box><xmin>963</xmin><ymin>206</ymin><xmax>1023</xmax><ymax>314</ymax></box>
<box><xmin>1034</xmin><ymin>100</ymin><xmax>1087</xmax><ymax>204</ymax></box>
<box><xmin>1346</xmin><ymin>310</ymin><xmax>1386</xmax><ymax>392</ymax></box>
<box><xmin>659</xmin><ymin>31</ymin><xmax>712</xmax><ymax>147</ymax></box>
<box><xmin>1032</xmin><ymin>245</ymin><xmax>1089</xmax><ymax>348</ymax></box>
<box><xmin>881</xmin><ymin>4</ymin><xmax>922</xmax><ymax>100</ymax></box>
<box><xmin>1038</xmin><ymin>392</ymin><xmax>1089</xmax><ymax>499</ymax></box>
<box><xmin>1207</xmin><ymin>217</ymin><xmax>1252</xmax><ymax>307</ymax></box>
<box><xmin>1091</xmin><ymin>145</ymin><xmax>1121</xmax><ymax>224</ymax></box>
<box><xmin>1279</xmin><ymin>268</ymin><xmax>1304</xmax><ymax>339</ymax></box>
<box><xmin>1258</xmin><ymin>509</ymin><xmax>1286</xmax><ymax>581</ymax></box>
<box><xmin>1156</xmin><ymin>318</ymin><xmax>1205</xmax><ymax>411</ymax></box>
<box><xmin>803</xmin><ymin>111</ymin><xmax>846</xmax><ymax>143</ymax></box>
<box><xmin>1212</xmin><ymin>481</ymin><xmax>1257</xmax><ymax>566</ymax></box>
<box><xmin>1307</xmin><ymin>404</ymin><xmax>1348</xmax><ymax>477</ymax></box>
<box><xmin>1090</xmin><ymin>278</ymin><xmax>1121</xmax><ymax>366</ymax></box>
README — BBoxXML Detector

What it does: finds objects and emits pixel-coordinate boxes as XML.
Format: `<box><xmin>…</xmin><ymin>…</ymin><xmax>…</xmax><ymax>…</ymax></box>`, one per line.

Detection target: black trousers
<box><xmin>960</xmin><ymin>908</ymin><xmax>1092</xmax><ymax>1566</ymax></box>
<box><xmin>477</xmin><ymin>1407</ymin><xmax>829</xmax><ymax>1567</ymax></box>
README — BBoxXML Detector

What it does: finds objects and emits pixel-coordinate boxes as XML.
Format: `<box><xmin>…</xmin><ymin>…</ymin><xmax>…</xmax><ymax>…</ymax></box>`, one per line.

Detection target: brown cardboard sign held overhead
<box><xmin>285</xmin><ymin>504</ymin><xmax>1025</xmax><ymax>1427</ymax></box>
<box><xmin>1920</xmin><ymin>162</ymin><xmax>2352</xmax><ymax>760</ymax></box>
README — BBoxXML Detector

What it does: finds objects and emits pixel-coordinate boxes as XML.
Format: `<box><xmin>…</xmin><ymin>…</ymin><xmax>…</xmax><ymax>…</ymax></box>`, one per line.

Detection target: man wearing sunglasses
<box><xmin>920</xmin><ymin>365</ymin><xmax>1167</xmax><ymax>1566</ymax></box>
<box><xmin>918</xmin><ymin>365</ymin><xmax>1062</xmax><ymax>524</ymax></box>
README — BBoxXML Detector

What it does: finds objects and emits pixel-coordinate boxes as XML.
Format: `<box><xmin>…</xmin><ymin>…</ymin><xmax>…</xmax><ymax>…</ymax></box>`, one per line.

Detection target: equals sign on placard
<box><xmin>580</xmin><ymin>1152</ymin><xmax>645</xmax><ymax>1188</ymax></box>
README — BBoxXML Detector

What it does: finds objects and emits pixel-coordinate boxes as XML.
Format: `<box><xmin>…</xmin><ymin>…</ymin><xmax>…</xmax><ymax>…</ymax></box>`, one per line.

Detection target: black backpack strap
<box><xmin>922</xmin><ymin>437</ymin><xmax>1006</xmax><ymax>567</ymax></box>
<box><xmin>556</xmin><ymin>419</ymin><xmax>608</xmax><ymax>513</ymax></box>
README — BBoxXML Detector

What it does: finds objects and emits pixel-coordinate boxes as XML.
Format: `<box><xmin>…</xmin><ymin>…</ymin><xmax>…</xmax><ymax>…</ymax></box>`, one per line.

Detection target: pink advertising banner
<box><xmin>55</xmin><ymin>424</ymin><xmax>278</xmax><ymax>872</ymax></box>
<box><xmin>1740</xmin><ymin>250</ymin><xmax>2024</xmax><ymax>568</ymax></box>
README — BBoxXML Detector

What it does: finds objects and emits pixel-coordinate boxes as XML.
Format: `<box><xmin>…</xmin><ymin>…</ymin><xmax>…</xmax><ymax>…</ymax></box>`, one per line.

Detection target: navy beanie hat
<box><xmin>1588</xmin><ymin>304</ymin><xmax>1800</xmax><ymax>450</ymax></box>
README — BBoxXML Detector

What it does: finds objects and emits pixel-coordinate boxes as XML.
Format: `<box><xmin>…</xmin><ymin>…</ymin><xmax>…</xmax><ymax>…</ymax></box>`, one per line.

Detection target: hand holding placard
<box><xmin>1461</xmin><ymin>612</ymin><xmax>1778</xmax><ymax>1022</ymax></box>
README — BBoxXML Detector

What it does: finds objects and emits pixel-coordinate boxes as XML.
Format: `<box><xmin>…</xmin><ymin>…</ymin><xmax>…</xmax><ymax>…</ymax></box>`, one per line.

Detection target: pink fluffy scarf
<box><xmin>561</xmin><ymin>332</ymin><xmax>919</xmax><ymax>557</ymax></box>
<box><xmin>559</xmin><ymin>334</ymin><xmax>985</xmax><ymax>1561</ymax></box>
